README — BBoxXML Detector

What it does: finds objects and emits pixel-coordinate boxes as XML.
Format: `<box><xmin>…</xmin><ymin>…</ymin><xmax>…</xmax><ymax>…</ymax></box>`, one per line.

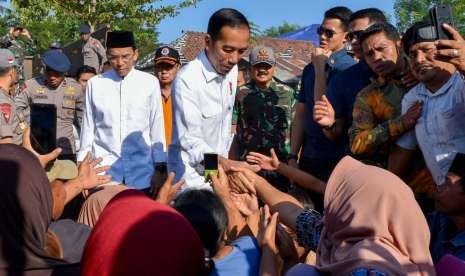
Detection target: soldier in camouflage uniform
<box><xmin>0</xmin><ymin>23</ymin><xmax>36</xmax><ymax>86</ymax></box>
<box><xmin>232</xmin><ymin>46</ymin><xmax>296</xmax><ymax>191</ymax></box>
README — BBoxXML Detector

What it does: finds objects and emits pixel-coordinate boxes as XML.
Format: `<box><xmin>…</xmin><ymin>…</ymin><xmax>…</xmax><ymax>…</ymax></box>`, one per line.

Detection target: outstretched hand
<box><xmin>257</xmin><ymin>205</ymin><xmax>279</xmax><ymax>253</ymax></box>
<box><xmin>246</xmin><ymin>148</ymin><xmax>280</xmax><ymax>171</ymax></box>
<box><xmin>77</xmin><ymin>152</ymin><xmax>112</xmax><ymax>190</ymax></box>
<box><xmin>155</xmin><ymin>172</ymin><xmax>184</xmax><ymax>204</ymax></box>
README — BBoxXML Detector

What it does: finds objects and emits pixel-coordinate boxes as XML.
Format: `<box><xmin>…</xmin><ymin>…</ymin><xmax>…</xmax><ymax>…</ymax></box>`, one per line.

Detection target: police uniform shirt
<box><xmin>82</xmin><ymin>37</ymin><xmax>107</xmax><ymax>72</ymax></box>
<box><xmin>78</xmin><ymin>68</ymin><xmax>166</xmax><ymax>190</ymax></box>
<box><xmin>0</xmin><ymin>88</ymin><xmax>25</xmax><ymax>144</ymax></box>
<box><xmin>15</xmin><ymin>76</ymin><xmax>84</xmax><ymax>155</ymax></box>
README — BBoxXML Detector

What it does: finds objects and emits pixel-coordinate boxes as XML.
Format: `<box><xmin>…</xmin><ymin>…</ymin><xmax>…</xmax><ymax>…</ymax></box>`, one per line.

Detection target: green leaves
<box><xmin>394</xmin><ymin>0</ymin><xmax>465</xmax><ymax>35</ymax></box>
<box><xmin>2</xmin><ymin>0</ymin><xmax>200</xmax><ymax>54</ymax></box>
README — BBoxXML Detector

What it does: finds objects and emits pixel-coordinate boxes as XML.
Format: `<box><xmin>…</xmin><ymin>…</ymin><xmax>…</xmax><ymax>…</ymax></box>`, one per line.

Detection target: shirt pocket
<box><xmin>438</xmin><ymin>105</ymin><xmax>465</xmax><ymax>140</ymax></box>
<box><xmin>61</xmin><ymin>97</ymin><xmax>75</xmax><ymax>120</ymax></box>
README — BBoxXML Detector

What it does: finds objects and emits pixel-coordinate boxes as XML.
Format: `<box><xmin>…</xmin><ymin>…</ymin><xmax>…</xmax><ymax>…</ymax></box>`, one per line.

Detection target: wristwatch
<box><xmin>287</xmin><ymin>154</ymin><xmax>298</xmax><ymax>162</ymax></box>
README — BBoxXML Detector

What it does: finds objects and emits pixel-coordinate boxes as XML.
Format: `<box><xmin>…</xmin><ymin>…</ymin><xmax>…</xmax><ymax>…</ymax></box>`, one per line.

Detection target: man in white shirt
<box><xmin>78</xmin><ymin>31</ymin><xmax>166</xmax><ymax>192</ymax></box>
<box><xmin>169</xmin><ymin>8</ymin><xmax>251</xmax><ymax>189</ymax></box>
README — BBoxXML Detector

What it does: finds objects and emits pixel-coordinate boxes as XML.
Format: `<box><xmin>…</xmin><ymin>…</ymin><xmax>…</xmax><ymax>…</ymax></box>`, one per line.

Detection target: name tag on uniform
<box><xmin>34</xmin><ymin>95</ymin><xmax>48</xmax><ymax>99</ymax></box>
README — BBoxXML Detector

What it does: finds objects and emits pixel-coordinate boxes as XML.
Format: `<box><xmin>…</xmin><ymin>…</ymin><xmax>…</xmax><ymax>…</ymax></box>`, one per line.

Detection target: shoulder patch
<box><xmin>0</xmin><ymin>103</ymin><xmax>12</xmax><ymax>123</ymax></box>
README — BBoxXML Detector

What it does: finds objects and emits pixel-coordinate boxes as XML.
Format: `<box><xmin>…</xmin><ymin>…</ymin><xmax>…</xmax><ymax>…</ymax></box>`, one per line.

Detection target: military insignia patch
<box><xmin>36</xmin><ymin>87</ymin><xmax>45</xmax><ymax>94</ymax></box>
<box><xmin>257</xmin><ymin>48</ymin><xmax>269</xmax><ymax>62</ymax></box>
<box><xmin>0</xmin><ymin>103</ymin><xmax>12</xmax><ymax>123</ymax></box>
<box><xmin>63</xmin><ymin>99</ymin><xmax>75</xmax><ymax>108</ymax></box>
<box><xmin>161</xmin><ymin>47</ymin><xmax>170</xmax><ymax>56</ymax></box>
<box><xmin>65</xmin><ymin>86</ymin><xmax>76</xmax><ymax>95</ymax></box>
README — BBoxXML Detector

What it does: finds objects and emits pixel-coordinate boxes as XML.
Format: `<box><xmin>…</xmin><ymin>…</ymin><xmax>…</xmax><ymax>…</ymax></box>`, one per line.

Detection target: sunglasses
<box><xmin>317</xmin><ymin>26</ymin><xmax>341</xmax><ymax>39</ymax></box>
<box><xmin>347</xmin><ymin>30</ymin><xmax>364</xmax><ymax>41</ymax></box>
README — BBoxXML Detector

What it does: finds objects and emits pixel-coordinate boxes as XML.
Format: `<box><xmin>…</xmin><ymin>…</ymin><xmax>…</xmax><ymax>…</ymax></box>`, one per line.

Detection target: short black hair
<box><xmin>350</xmin><ymin>8</ymin><xmax>387</xmax><ymax>24</ymax></box>
<box><xmin>76</xmin><ymin>65</ymin><xmax>97</xmax><ymax>80</ymax></box>
<box><xmin>324</xmin><ymin>6</ymin><xmax>352</xmax><ymax>30</ymax></box>
<box><xmin>173</xmin><ymin>189</ymin><xmax>228</xmax><ymax>257</ymax></box>
<box><xmin>359</xmin><ymin>22</ymin><xmax>400</xmax><ymax>46</ymax></box>
<box><xmin>207</xmin><ymin>8</ymin><xmax>250</xmax><ymax>40</ymax></box>
<box><xmin>449</xmin><ymin>153</ymin><xmax>465</xmax><ymax>191</ymax></box>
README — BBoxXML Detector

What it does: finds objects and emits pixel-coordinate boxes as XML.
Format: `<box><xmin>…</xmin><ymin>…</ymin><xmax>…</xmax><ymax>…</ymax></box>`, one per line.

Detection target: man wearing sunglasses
<box><xmin>313</xmin><ymin>9</ymin><xmax>386</xmax><ymax>145</ymax></box>
<box><xmin>290</xmin><ymin>6</ymin><xmax>355</xmax><ymax>211</ymax></box>
<box><xmin>15</xmin><ymin>49</ymin><xmax>84</xmax><ymax>162</ymax></box>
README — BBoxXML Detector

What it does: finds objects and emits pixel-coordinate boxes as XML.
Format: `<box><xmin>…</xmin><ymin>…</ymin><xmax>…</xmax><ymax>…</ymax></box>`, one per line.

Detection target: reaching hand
<box><xmin>435</xmin><ymin>24</ymin><xmax>465</xmax><ymax>74</ymax></box>
<box><xmin>246</xmin><ymin>148</ymin><xmax>280</xmax><ymax>171</ymax></box>
<box><xmin>257</xmin><ymin>205</ymin><xmax>279</xmax><ymax>253</ymax></box>
<box><xmin>22</xmin><ymin>127</ymin><xmax>61</xmax><ymax>168</ymax></box>
<box><xmin>313</xmin><ymin>95</ymin><xmax>335</xmax><ymax>128</ymax></box>
<box><xmin>77</xmin><ymin>152</ymin><xmax>111</xmax><ymax>190</ymax></box>
<box><xmin>228</xmin><ymin>167</ymin><xmax>258</xmax><ymax>195</ymax></box>
<box><xmin>211</xmin><ymin>165</ymin><xmax>231</xmax><ymax>200</ymax></box>
<box><xmin>155</xmin><ymin>172</ymin><xmax>184</xmax><ymax>204</ymax></box>
<box><xmin>230</xmin><ymin>191</ymin><xmax>259</xmax><ymax>217</ymax></box>
<box><xmin>400</xmin><ymin>101</ymin><xmax>423</xmax><ymax>130</ymax></box>
<box><xmin>220</xmin><ymin>158</ymin><xmax>261</xmax><ymax>173</ymax></box>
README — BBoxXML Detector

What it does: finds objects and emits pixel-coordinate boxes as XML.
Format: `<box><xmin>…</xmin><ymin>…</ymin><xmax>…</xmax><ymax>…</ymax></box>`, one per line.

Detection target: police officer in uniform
<box><xmin>80</xmin><ymin>24</ymin><xmax>107</xmax><ymax>73</ymax></box>
<box><xmin>0</xmin><ymin>49</ymin><xmax>27</xmax><ymax>144</ymax></box>
<box><xmin>15</xmin><ymin>50</ymin><xmax>84</xmax><ymax>161</ymax></box>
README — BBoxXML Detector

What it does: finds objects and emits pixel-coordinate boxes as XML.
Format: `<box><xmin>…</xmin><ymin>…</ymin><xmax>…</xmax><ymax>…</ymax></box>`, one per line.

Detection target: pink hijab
<box><xmin>316</xmin><ymin>156</ymin><xmax>435</xmax><ymax>275</ymax></box>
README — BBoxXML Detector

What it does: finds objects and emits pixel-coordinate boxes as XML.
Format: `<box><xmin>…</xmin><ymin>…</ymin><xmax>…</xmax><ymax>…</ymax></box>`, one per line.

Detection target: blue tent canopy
<box><xmin>275</xmin><ymin>24</ymin><xmax>320</xmax><ymax>45</ymax></box>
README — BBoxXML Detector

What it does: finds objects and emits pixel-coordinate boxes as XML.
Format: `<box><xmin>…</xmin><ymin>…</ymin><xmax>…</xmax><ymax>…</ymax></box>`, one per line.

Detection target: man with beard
<box><xmin>390</xmin><ymin>21</ymin><xmax>465</xmax><ymax>186</ymax></box>
<box><xmin>232</xmin><ymin>46</ymin><xmax>296</xmax><ymax>191</ymax></box>
<box><xmin>347</xmin><ymin>22</ymin><xmax>421</xmax><ymax>167</ymax></box>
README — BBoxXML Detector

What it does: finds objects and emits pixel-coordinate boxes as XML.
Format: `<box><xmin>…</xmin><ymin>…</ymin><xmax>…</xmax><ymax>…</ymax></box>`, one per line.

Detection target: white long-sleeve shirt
<box><xmin>169</xmin><ymin>50</ymin><xmax>237</xmax><ymax>189</ymax></box>
<box><xmin>78</xmin><ymin>68</ymin><xmax>166</xmax><ymax>190</ymax></box>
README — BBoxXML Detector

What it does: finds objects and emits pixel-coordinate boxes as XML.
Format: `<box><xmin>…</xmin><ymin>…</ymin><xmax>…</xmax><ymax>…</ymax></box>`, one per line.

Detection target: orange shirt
<box><xmin>162</xmin><ymin>94</ymin><xmax>172</xmax><ymax>146</ymax></box>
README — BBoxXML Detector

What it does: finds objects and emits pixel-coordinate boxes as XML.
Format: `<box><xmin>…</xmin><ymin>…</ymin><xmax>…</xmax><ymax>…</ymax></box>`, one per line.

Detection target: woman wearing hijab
<box><xmin>230</xmin><ymin>156</ymin><xmax>435</xmax><ymax>275</ymax></box>
<box><xmin>80</xmin><ymin>189</ymin><xmax>205</xmax><ymax>276</ymax></box>
<box><xmin>0</xmin><ymin>144</ymin><xmax>80</xmax><ymax>276</ymax></box>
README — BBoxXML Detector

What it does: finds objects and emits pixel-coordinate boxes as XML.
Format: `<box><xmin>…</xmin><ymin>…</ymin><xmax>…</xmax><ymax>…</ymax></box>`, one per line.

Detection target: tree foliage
<box><xmin>2</xmin><ymin>0</ymin><xmax>199</xmax><ymax>57</ymax></box>
<box><xmin>263</xmin><ymin>21</ymin><xmax>302</xmax><ymax>37</ymax></box>
<box><xmin>394</xmin><ymin>0</ymin><xmax>465</xmax><ymax>35</ymax></box>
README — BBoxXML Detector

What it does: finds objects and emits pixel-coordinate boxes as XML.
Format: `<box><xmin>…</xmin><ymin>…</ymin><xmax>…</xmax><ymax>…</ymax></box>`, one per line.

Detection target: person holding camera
<box><xmin>389</xmin><ymin>21</ymin><xmax>465</xmax><ymax>186</ymax></box>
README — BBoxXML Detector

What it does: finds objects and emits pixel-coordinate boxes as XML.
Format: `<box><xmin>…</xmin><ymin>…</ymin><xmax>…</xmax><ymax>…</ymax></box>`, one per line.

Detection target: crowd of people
<box><xmin>0</xmin><ymin>4</ymin><xmax>465</xmax><ymax>276</ymax></box>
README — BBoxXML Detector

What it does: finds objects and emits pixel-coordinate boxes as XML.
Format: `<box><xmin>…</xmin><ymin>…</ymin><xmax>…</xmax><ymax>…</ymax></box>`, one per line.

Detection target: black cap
<box><xmin>402</xmin><ymin>21</ymin><xmax>436</xmax><ymax>53</ymax></box>
<box><xmin>106</xmin><ymin>31</ymin><xmax>136</xmax><ymax>49</ymax></box>
<box><xmin>154</xmin><ymin>46</ymin><xmax>180</xmax><ymax>65</ymax></box>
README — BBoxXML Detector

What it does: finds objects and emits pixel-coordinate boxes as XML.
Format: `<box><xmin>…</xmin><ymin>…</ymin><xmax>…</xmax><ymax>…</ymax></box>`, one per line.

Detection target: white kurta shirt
<box><xmin>169</xmin><ymin>50</ymin><xmax>237</xmax><ymax>189</ymax></box>
<box><xmin>78</xmin><ymin>68</ymin><xmax>166</xmax><ymax>190</ymax></box>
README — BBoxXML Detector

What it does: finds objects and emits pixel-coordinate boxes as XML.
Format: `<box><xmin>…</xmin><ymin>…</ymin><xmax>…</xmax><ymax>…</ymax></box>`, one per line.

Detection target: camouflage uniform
<box><xmin>0</xmin><ymin>34</ymin><xmax>36</xmax><ymax>84</ymax></box>
<box><xmin>233</xmin><ymin>79</ymin><xmax>296</xmax><ymax>161</ymax></box>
